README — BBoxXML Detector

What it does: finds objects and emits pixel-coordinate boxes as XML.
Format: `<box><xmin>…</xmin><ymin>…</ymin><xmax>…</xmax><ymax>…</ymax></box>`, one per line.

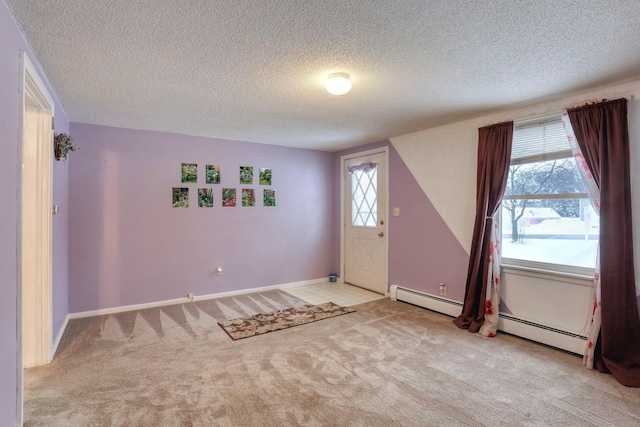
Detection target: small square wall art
<box><xmin>206</xmin><ymin>165</ymin><xmax>221</xmax><ymax>184</ymax></box>
<box><xmin>242</xmin><ymin>189</ymin><xmax>255</xmax><ymax>207</ymax></box>
<box><xmin>239</xmin><ymin>166</ymin><xmax>253</xmax><ymax>184</ymax></box>
<box><xmin>222</xmin><ymin>188</ymin><xmax>236</xmax><ymax>207</ymax></box>
<box><xmin>172</xmin><ymin>187</ymin><xmax>189</xmax><ymax>207</ymax></box>
<box><xmin>259</xmin><ymin>167</ymin><xmax>272</xmax><ymax>185</ymax></box>
<box><xmin>263</xmin><ymin>189</ymin><xmax>276</xmax><ymax>207</ymax></box>
<box><xmin>198</xmin><ymin>188</ymin><xmax>213</xmax><ymax>207</ymax></box>
<box><xmin>181</xmin><ymin>163</ymin><xmax>198</xmax><ymax>183</ymax></box>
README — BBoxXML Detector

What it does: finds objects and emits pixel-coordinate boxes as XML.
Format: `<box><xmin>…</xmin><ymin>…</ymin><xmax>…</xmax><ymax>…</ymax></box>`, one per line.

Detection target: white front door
<box><xmin>343</xmin><ymin>150</ymin><xmax>388</xmax><ymax>294</ymax></box>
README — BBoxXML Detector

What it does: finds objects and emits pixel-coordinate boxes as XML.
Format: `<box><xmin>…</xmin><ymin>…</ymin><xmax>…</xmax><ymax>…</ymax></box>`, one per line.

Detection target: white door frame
<box><xmin>17</xmin><ymin>51</ymin><xmax>54</xmax><ymax>423</ymax></box>
<box><xmin>339</xmin><ymin>146</ymin><xmax>389</xmax><ymax>294</ymax></box>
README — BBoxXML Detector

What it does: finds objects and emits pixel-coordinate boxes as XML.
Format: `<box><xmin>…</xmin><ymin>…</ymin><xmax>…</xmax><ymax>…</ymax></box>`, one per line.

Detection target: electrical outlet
<box><xmin>188</xmin><ymin>293</ymin><xmax>194</xmax><ymax>302</ymax></box>
<box><xmin>439</xmin><ymin>283</ymin><xmax>446</xmax><ymax>296</ymax></box>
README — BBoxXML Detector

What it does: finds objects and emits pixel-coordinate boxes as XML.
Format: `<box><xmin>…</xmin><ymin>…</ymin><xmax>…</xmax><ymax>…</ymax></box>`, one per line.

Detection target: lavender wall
<box><xmin>52</xmin><ymin>153</ymin><xmax>69</xmax><ymax>335</ymax></box>
<box><xmin>387</xmin><ymin>144</ymin><xmax>468</xmax><ymax>301</ymax></box>
<box><xmin>332</xmin><ymin>141</ymin><xmax>469</xmax><ymax>300</ymax></box>
<box><xmin>68</xmin><ymin>123</ymin><xmax>334</xmax><ymax>313</ymax></box>
<box><xmin>0</xmin><ymin>1</ymin><xmax>69</xmax><ymax>425</ymax></box>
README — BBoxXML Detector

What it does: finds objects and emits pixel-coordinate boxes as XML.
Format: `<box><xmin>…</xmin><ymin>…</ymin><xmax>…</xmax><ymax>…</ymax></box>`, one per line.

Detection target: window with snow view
<box><xmin>501</xmin><ymin>116</ymin><xmax>598</xmax><ymax>271</ymax></box>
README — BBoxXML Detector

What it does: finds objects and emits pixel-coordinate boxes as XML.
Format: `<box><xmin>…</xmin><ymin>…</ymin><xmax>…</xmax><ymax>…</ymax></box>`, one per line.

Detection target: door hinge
<box><xmin>51</xmin><ymin>116</ymin><xmax>55</xmax><ymax>130</ymax></box>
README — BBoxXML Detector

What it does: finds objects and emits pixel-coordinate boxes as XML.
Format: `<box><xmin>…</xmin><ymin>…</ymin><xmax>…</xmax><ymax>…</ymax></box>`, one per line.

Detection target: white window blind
<box><xmin>511</xmin><ymin>115</ymin><xmax>571</xmax><ymax>164</ymax></box>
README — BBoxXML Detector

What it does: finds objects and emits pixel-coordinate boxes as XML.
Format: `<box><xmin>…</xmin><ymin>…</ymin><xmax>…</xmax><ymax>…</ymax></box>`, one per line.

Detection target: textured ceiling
<box><xmin>6</xmin><ymin>1</ymin><xmax>640</xmax><ymax>151</ymax></box>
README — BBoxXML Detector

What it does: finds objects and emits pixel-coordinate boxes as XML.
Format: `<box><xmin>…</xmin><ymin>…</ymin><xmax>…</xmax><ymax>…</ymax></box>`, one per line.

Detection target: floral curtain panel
<box><xmin>480</xmin><ymin>214</ymin><xmax>501</xmax><ymax>337</ymax></box>
<box><xmin>561</xmin><ymin>114</ymin><xmax>601</xmax><ymax>369</ymax></box>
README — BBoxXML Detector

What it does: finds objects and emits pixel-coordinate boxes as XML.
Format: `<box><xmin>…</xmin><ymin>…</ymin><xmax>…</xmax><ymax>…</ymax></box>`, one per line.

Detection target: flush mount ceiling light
<box><xmin>325</xmin><ymin>73</ymin><xmax>352</xmax><ymax>95</ymax></box>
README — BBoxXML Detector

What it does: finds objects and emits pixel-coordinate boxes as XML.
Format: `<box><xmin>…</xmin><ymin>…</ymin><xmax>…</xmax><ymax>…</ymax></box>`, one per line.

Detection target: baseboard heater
<box><xmin>389</xmin><ymin>285</ymin><xmax>587</xmax><ymax>355</ymax></box>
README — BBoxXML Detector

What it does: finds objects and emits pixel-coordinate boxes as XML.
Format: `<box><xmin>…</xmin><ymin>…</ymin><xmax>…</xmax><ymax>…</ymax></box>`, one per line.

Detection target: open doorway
<box><xmin>17</xmin><ymin>52</ymin><xmax>54</xmax><ymax>423</ymax></box>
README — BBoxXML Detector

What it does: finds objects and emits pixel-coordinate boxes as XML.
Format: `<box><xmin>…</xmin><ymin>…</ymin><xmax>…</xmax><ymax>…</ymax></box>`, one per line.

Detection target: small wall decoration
<box><xmin>198</xmin><ymin>188</ymin><xmax>213</xmax><ymax>207</ymax></box>
<box><xmin>263</xmin><ymin>189</ymin><xmax>276</xmax><ymax>206</ymax></box>
<box><xmin>259</xmin><ymin>167</ymin><xmax>272</xmax><ymax>185</ymax></box>
<box><xmin>181</xmin><ymin>163</ymin><xmax>198</xmax><ymax>183</ymax></box>
<box><xmin>242</xmin><ymin>189</ymin><xmax>255</xmax><ymax>207</ymax></box>
<box><xmin>172</xmin><ymin>187</ymin><xmax>189</xmax><ymax>207</ymax></box>
<box><xmin>206</xmin><ymin>165</ymin><xmax>221</xmax><ymax>184</ymax></box>
<box><xmin>239</xmin><ymin>166</ymin><xmax>253</xmax><ymax>184</ymax></box>
<box><xmin>222</xmin><ymin>188</ymin><xmax>237</xmax><ymax>207</ymax></box>
<box><xmin>54</xmin><ymin>133</ymin><xmax>78</xmax><ymax>161</ymax></box>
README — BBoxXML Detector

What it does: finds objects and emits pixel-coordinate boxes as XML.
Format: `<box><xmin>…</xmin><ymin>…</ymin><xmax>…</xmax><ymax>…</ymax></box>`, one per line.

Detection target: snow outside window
<box><xmin>501</xmin><ymin>116</ymin><xmax>599</xmax><ymax>272</ymax></box>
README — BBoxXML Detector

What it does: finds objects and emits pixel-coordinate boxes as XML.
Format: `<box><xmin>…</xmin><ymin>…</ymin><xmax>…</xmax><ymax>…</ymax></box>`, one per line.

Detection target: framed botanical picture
<box><xmin>242</xmin><ymin>189</ymin><xmax>255</xmax><ymax>207</ymax></box>
<box><xmin>206</xmin><ymin>165</ymin><xmax>221</xmax><ymax>184</ymax></box>
<box><xmin>172</xmin><ymin>187</ymin><xmax>189</xmax><ymax>207</ymax></box>
<box><xmin>222</xmin><ymin>188</ymin><xmax>236</xmax><ymax>207</ymax></box>
<box><xmin>181</xmin><ymin>163</ymin><xmax>198</xmax><ymax>183</ymax></box>
<box><xmin>198</xmin><ymin>188</ymin><xmax>213</xmax><ymax>207</ymax></box>
<box><xmin>239</xmin><ymin>166</ymin><xmax>253</xmax><ymax>184</ymax></box>
<box><xmin>259</xmin><ymin>167</ymin><xmax>272</xmax><ymax>185</ymax></box>
<box><xmin>263</xmin><ymin>189</ymin><xmax>276</xmax><ymax>207</ymax></box>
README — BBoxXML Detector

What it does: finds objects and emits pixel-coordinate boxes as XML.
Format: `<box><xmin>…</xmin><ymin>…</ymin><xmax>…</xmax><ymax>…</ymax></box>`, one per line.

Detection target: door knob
<box><xmin>378</xmin><ymin>232</ymin><xmax>385</xmax><ymax>237</ymax></box>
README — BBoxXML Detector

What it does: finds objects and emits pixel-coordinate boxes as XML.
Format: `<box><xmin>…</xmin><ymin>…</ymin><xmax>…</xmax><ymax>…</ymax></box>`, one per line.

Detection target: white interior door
<box><xmin>343</xmin><ymin>150</ymin><xmax>388</xmax><ymax>294</ymax></box>
<box><xmin>22</xmin><ymin>104</ymin><xmax>48</xmax><ymax>369</ymax></box>
<box><xmin>19</xmin><ymin>54</ymin><xmax>54</xmax><ymax>368</ymax></box>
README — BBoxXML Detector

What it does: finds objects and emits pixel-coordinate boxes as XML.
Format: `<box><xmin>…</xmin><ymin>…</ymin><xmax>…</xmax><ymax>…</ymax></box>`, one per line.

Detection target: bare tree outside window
<box><xmin>503</xmin><ymin>158</ymin><xmax>584</xmax><ymax>243</ymax></box>
<box><xmin>502</xmin><ymin>117</ymin><xmax>599</xmax><ymax>270</ymax></box>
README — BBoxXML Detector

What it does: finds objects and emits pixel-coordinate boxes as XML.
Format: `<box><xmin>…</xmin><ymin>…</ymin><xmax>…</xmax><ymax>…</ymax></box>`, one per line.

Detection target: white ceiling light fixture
<box><xmin>325</xmin><ymin>73</ymin><xmax>352</xmax><ymax>95</ymax></box>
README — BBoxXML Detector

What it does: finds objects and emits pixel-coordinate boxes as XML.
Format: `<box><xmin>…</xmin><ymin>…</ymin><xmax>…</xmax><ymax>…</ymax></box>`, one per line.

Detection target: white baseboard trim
<box><xmin>68</xmin><ymin>277</ymin><xmax>330</xmax><ymax>320</ymax></box>
<box><xmin>389</xmin><ymin>284</ymin><xmax>587</xmax><ymax>355</ymax></box>
<box><xmin>389</xmin><ymin>284</ymin><xmax>462</xmax><ymax>317</ymax></box>
<box><xmin>51</xmin><ymin>314</ymin><xmax>70</xmax><ymax>360</ymax></box>
<box><xmin>197</xmin><ymin>277</ymin><xmax>329</xmax><ymax>301</ymax></box>
<box><xmin>498</xmin><ymin>316</ymin><xmax>587</xmax><ymax>355</ymax></box>
<box><xmin>68</xmin><ymin>296</ymin><xmax>191</xmax><ymax>319</ymax></box>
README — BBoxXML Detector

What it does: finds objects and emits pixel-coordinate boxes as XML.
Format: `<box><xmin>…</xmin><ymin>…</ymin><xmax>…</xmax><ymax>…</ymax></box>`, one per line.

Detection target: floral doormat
<box><xmin>218</xmin><ymin>302</ymin><xmax>356</xmax><ymax>340</ymax></box>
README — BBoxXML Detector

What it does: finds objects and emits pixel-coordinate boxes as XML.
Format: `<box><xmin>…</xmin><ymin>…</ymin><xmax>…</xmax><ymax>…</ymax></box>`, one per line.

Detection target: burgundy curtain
<box><xmin>453</xmin><ymin>122</ymin><xmax>513</xmax><ymax>332</ymax></box>
<box><xmin>568</xmin><ymin>98</ymin><xmax>640</xmax><ymax>387</ymax></box>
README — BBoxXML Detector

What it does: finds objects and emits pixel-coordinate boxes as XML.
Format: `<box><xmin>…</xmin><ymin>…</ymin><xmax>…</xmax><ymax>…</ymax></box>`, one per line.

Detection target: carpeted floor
<box><xmin>25</xmin><ymin>293</ymin><xmax>640</xmax><ymax>426</ymax></box>
<box><xmin>52</xmin><ymin>289</ymin><xmax>309</xmax><ymax>358</ymax></box>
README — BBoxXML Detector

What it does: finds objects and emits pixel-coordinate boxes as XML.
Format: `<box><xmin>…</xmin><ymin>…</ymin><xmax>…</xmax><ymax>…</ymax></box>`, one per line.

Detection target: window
<box><xmin>501</xmin><ymin>116</ymin><xmax>599</xmax><ymax>272</ymax></box>
<box><xmin>351</xmin><ymin>166</ymin><xmax>378</xmax><ymax>227</ymax></box>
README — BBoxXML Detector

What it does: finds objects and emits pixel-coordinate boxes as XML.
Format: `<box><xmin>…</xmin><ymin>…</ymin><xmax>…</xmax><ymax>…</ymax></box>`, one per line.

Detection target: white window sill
<box><xmin>501</xmin><ymin>259</ymin><xmax>595</xmax><ymax>286</ymax></box>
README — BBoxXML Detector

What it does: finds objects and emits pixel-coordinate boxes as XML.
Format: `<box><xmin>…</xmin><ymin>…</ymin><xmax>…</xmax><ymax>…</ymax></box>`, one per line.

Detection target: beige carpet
<box><xmin>52</xmin><ymin>289</ymin><xmax>308</xmax><ymax>358</ymax></box>
<box><xmin>25</xmin><ymin>294</ymin><xmax>640</xmax><ymax>426</ymax></box>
